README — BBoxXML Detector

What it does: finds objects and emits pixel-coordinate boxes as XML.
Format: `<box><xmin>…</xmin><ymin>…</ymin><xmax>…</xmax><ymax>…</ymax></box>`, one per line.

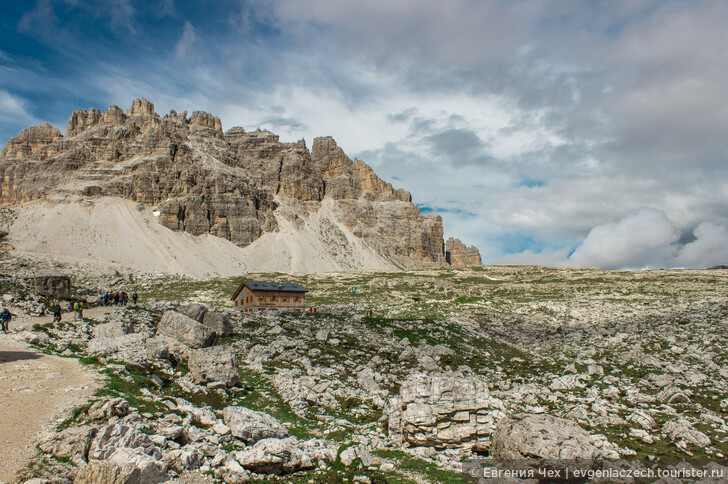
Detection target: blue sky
<box><xmin>2</xmin><ymin>0</ymin><xmax>728</xmax><ymax>268</ymax></box>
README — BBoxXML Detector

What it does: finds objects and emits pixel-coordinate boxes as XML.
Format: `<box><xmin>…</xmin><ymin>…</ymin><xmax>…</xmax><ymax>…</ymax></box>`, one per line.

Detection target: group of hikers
<box><xmin>0</xmin><ymin>290</ymin><xmax>140</xmax><ymax>333</ymax></box>
<box><xmin>101</xmin><ymin>291</ymin><xmax>137</xmax><ymax>307</ymax></box>
<box><xmin>52</xmin><ymin>301</ymin><xmax>85</xmax><ymax>321</ymax></box>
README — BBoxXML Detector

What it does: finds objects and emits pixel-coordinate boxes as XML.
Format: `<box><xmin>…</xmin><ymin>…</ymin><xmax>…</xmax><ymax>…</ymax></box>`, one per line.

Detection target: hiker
<box><xmin>132</xmin><ymin>292</ymin><xmax>138</xmax><ymax>305</ymax></box>
<box><xmin>122</xmin><ymin>292</ymin><xmax>128</xmax><ymax>306</ymax></box>
<box><xmin>1</xmin><ymin>307</ymin><xmax>11</xmax><ymax>332</ymax></box>
<box><xmin>74</xmin><ymin>301</ymin><xmax>84</xmax><ymax>320</ymax></box>
<box><xmin>113</xmin><ymin>293</ymin><xmax>120</xmax><ymax>306</ymax></box>
<box><xmin>53</xmin><ymin>303</ymin><xmax>62</xmax><ymax>322</ymax></box>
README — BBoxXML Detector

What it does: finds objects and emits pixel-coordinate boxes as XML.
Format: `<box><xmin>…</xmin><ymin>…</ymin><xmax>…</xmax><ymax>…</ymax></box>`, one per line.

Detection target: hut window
<box><xmin>295</xmin><ymin>296</ymin><xmax>299</xmax><ymax>302</ymax></box>
<box><xmin>271</xmin><ymin>296</ymin><xmax>276</xmax><ymax>302</ymax></box>
<box><xmin>283</xmin><ymin>296</ymin><xmax>287</xmax><ymax>302</ymax></box>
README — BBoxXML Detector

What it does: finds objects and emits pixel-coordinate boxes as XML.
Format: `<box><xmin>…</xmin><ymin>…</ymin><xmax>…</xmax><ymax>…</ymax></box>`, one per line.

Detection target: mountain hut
<box><xmin>231</xmin><ymin>281</ymin><xmax>308</xmax><ymax>312</ymax></box>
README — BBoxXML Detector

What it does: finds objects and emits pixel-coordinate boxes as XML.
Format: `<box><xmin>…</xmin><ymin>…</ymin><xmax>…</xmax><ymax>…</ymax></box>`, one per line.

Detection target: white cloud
<box><xmin>175</xmin><ymin>21</ymin><xmax>196</xmax><ymax>59</ymax></box>
<box><xmin>674</xmin><ymin>222</ymin><xmax>728</xmax><ymax>269</ymax></box>
<box><xmin>568</xmin><ymin>208</ymin><xmax>680</xmax><ymax>269</ymax></box>
<box><xmin>106</xmin><ymin>0</ymin><xmax>136</xmax><ymax>35</ymax></box>
<box><xmin>498</xmin><ymin>209</ymin><xmax>728</xmax><ymax>269</ymax></box>
<box><xmin>18</xmin><ymin>0</ymin><xmax>57</xmax><ymax>33</ymax></box>
<box><xmin>0</xmin><ymin>90</ymin><xmax>36</xmax><ymax>125</ymax></box>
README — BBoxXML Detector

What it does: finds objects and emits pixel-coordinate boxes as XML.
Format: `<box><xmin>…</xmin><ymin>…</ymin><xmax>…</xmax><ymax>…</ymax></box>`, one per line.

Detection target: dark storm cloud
<box><xmin>424</xmin><ymin>129</ymin><xmax>485</xmax><ymax>164</ymax></box>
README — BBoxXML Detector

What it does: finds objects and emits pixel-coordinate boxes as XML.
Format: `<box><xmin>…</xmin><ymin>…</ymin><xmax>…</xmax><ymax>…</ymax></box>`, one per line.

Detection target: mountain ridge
<box><xmin>0</xmin><ymin>98</ymin><xmax>481</xmax><ymax>274</ymax></box>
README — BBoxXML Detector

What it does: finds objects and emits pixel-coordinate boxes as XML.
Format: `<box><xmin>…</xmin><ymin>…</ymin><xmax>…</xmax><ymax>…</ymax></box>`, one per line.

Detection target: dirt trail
<box><xmin>0</xmin><ymin>309</ymin><xmax>108</xmax><ymax>483</ymax></box>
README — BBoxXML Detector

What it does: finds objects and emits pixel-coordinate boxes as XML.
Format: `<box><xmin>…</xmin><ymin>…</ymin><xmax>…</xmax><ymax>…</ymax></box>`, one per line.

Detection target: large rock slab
<box><xmin>76</xmin><ymin>447</ymin><xmax>167</xmax><ymax>484</ymax></box>
<box><xmin>74</xmin><ymin>459</ymin><xmax>143</xmax><ymax>484</ymax></box>
<box><xmin>88</xmin><ymin>423</ymin><xmax>160</xmax><ymax>461</ymax></box>
<box><xmin>202</xmin><ymin>310</ymin><xmax>233</xmax><ymax>337</ymax></box>
<box><xmin>39</xmin><ymin>425</ymin><xmax>98</xmax><ymax>462</ymax></box>
<box><xmin>188</xmin><ymin>345</ymin><xmax>240</xmax><ymax>387</ymax></box>
<box><xmin>94</xmin><ymin>321</ymin><xmax>134</xmax><ymax>339</ymax></box>
<box><xmin>222</xmin><ymin>406</ymin><xmax>289</xmax><ymax>444</ymax></box>
<box><xmin>87</xmin><ymin>334</ymin><xmax>169</xmax><ymax>365</ymax></box>
<box><xmin>31</xmin><ymin>270</ymin><xmax>72</xmax><ymax>299</ymax></box>
<box><xmin>157</xmin><ymin>310</ymin><xmax>217</xmax><ymax>348</ymax></box>
<box><xmin>386</xmin><ymin>372</ymin><xmax>505</xmax><ymax>449</ymax></box>
<box><xmin>87</xmin><ymin>398</ymin><xmax>130</xmax><ymax>421</ymax></box>
<box><xmin>234</xmin><ymin>437</ymin><xmax>314</xmax><ymax>475</ymax></box>
<box><xmin>491</xmin><ymin>414</ymin><xmax>620</xmax><ymax>460</ymax></box>
<box><xmin>109</xmin><ymin>447</ymin><xmax>167</xmax><ymax>483</ymax></box>
<box><xmin>663</xmin><ymin>418</ymin><xmax>711</xmax><ymax>447</ymax></box>
<box><xmin>179</xmin><ymin>303</ymin><xmax>207</xmax><ymax>322</ymax></box>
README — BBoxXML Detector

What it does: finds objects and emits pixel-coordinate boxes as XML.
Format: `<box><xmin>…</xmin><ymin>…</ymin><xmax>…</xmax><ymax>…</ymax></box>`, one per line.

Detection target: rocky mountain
<box><xmin>0</xmin><ymin>98</ymin><xmax>480</xmax><ymax>274</ymax></box>
<box><xmin>445</xmin><ymin>237</ymin><xmax>482</xmax><ymax>266</ymax></box>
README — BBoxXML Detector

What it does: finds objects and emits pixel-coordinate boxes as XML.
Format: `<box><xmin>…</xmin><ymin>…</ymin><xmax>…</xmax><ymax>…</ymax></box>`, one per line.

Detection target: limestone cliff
<box><xmin>445</xmin><ymin>237</ymin><xmax>482</xmax><ymax>267</ymax></box>
<box><xmin>0</xmin><ymin>98</ymin><xmax>481</xmax><ymax>270</ymax></box>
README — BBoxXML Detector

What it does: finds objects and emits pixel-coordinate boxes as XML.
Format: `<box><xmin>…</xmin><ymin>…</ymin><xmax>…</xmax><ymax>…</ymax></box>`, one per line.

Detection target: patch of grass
<box><xmin>32</xmin><ymin>322</ymin><xmax>53</xmax><ymax>334</ymax></box>
<box><xmin>235</xmin><ymin>366</ymin><xmax>317</xmax><ymax>440</ymax></box>
<box><xmin>222</xmin><ymin>441</ymin><xmax>244</xmax><ymax>453</ymax></box>
<box><xmin>56</xmin><ymin>401</ymin><xmax>93</xmax><ymax>431</ymax></box>
<box><xmin>324</xmin><ymin>429</ymin><xmax>351</xmax><ymax>442</ymax></box>
<box><xmin>373</xmin><ymin>449</ymin><xmax>462</xmax><ymax>484</ymax></box>
<box><xmin>454</xmin><ymin>296</ymin><xmax>487</xmax><ymax>304</ymax></box>
<box><xmin>339</xmin><ymin>396</ymin><xmax>363</xmax><ymax>410</ymax></box>
<box><xmin>167</xmin><ymin>382</ymin><xmax>232</xmax><ymax>409</ymax></box>
<box><xmin>92</xmin><ymin>363</ymin><xmax>166</xmax><ymax>415</ymax></box>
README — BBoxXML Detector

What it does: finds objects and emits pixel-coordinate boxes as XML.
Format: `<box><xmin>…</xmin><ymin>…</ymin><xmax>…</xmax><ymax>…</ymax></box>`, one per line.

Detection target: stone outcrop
<box><xmin>202</xmin><ymin>311</ymin><xmax>233</xmax><ymax>337</ymax></box>
<box><xmin>0</xmin><ymin>122</ymin><xmax>62</xmax><ymax>159</ymax></box>
<box><xmin>94</xmin><ymin>321</ymin><xmax>134</xmax><ymax>339</ymax></box>
<box><xmin>178</xmin><ymin>303</ymin><xmax>233</xmax><ymax>337</ymax></box>
<box><xmin>491</xmin><ymin>414</ymin><xmax>620</xmax><ymax>460</ymax></box>
<box><xmin>88</xmin><ymin>423</ymin><xmax>161</xmax><ymax>461</ymax></box>
<box><xmin>385</xmin><ymin>372</ymin><xmax>505</xmax><ymax>450</ymax></box>
<box><xmin>445</xmin><ymin>237</ymin><xmax>482</xmax><ymax>266</ymax></box>
<box><xmin>0</xmin><ymin>98</ymin><xmax>480</xmax><ymax>269</ymax></box>
<box><xmin>188</xmin><ymin>346</ymin><xmax>240</xmax><ymax>387</ymax></box>
<box><xmin>157</xmin><ymin>310</ymin><xmax>217</xmax><ymax>348</ymax></box>
<box><xmin>74</xmin><ymin>459</ymin><xmax>145</xmax><ymax>484</ymax></box>
<box><xmin>663</xmin><ymin>418</ymin><xmax>711</xmax><ymax>447</ymax></box>
<box><xmin>222</xmin><ymin>406</ymin><xmax>289</xmax><ymax>444</ymax></box>
<box><xmin>31</xmin><ymin>270</ymin><xmax>72</xmax><ymax>299</ymax></box>
<box><xmin>87</xmin><ymin>398</ymin><xmax>131</xmax><ymax>421</ymax></box>
<box><xmin>233</xmin><ymin>437</ymin><xmax>314</xmax><ymax>475</ymax></box>
<box><xmin>39</xmin><ymin>425</ymin><xmax>98</xmax><ymax>464</ymax></box>
<box><xmin>76</xmin><ymin>446</ymin><xmax>167</xmax><ymax>484</ymax></box>
<box><xmin>178</xmin><ymin>303</ymin><xmax>207</xmax><ymax>323</ymax></box>
<box><xmin>87</xmin><ymin>333</ymin><xmax>169</xmax><ymax>365</ymax></box>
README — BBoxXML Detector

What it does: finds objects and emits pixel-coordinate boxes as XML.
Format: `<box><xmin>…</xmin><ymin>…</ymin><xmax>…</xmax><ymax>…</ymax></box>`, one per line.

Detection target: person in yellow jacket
<box><xmin>73</xmin><ymin>301</ymin><xmax>84</xmax><ymax>320</ymax></box>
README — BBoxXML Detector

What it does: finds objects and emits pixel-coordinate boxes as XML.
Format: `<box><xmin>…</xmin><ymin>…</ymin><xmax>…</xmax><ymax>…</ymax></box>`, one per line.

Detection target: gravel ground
<box><xmin>0</xmin><ymin>333</ymin><xmax>99</xmax><ymax>483</ymax></box>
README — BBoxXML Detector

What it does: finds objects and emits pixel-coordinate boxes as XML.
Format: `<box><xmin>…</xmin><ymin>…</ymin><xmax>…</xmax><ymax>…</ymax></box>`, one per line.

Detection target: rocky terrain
<box><xmin>1</xmin><ymin>260</ymin><xmax>728</xmax><ymax>483</ymax></box>
<box><xmin>0</xmin><ymin>98</ymin><xmax>480</xmax><ymax>274</ymax></box>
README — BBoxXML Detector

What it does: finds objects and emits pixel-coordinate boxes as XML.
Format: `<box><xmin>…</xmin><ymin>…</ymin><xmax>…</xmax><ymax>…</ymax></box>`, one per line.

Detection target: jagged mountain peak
<box><xmin>0</xmin><ymin>99</ymin><xmax>481</xmax><ymax>275</ymax></box>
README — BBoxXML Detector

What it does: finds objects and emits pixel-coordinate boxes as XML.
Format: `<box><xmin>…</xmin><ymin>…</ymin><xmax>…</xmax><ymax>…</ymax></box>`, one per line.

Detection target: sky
<box><xmin>1</xmin><ymin>0</ymin><xmax>727</xmax><ymax>269</ymax></box>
